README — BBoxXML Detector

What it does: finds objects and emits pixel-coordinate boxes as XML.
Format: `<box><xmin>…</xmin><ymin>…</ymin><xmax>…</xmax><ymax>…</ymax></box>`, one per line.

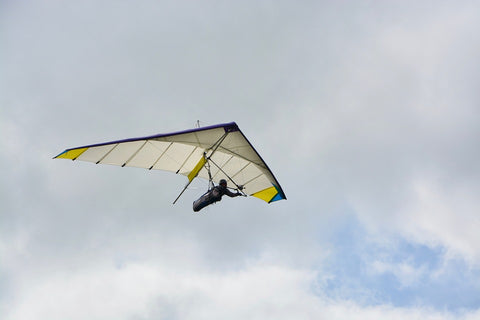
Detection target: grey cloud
<box><xmin>2</xmin><ymin>0</ymin><xmax>480</xmax><ymax>318</ymax></box>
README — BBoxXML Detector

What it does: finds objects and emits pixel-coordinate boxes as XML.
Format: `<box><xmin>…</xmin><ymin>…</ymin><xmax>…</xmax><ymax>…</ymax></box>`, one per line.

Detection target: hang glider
<box><xmin>54</xmin><ymin>122</ymin><xmax>286</xmax><ymax>204</ymax></box>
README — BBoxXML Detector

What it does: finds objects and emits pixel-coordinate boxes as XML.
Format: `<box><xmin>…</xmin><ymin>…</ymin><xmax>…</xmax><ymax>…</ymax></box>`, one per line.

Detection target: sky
<box><xmin>1</xmin><ymin>0</ymin><xmax>480</xmax><ymax>319</ymax></box>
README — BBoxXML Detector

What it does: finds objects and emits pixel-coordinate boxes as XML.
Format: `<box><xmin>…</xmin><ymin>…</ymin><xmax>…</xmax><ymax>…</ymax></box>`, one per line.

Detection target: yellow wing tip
<box><xmin>252</xmin><ymin>186</ymin><xmax>278</xmax><ymax>203</ymax></box>
<box><xmin>54</xmin><ymin>148</ymin><xmax>88</xmax><ymax>160</ymax></box>
<box><xmin>251</xmin><ymin>185</ymin><xmax>286</xmax><ymax>203</ymax></box>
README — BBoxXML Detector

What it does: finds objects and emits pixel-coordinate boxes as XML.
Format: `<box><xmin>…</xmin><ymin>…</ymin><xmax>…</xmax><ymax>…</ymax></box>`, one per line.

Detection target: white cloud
<box><xmin>3</xmin><ymin>0</ymin><xmax>480</xmax><ymax>318</ymax></box>
<box><xmin>400</xmin><ymin>180</ymin><xmax>480</xmax><ymax>263</ymax></box>
<box><xmin>284</xmin><ymin>1</ymin><xmax>480</xmax><ymax>265</ymax></box>
<box><xmin>4</xmin><ymin>259</ymin><xmax>470</xmax><ymax>320</ymax></box>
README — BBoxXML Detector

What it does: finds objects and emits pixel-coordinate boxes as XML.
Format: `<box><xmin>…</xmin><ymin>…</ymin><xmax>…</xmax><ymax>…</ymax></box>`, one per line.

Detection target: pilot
<box><xmin>193</xmin><ymin>179</ymin><xmax>242</xmax><ymax>212</ymax></box>
<box><xmin>211</xmin><ymin>179</ymin><xmax>242</xmax><ymax>201</ymax></box>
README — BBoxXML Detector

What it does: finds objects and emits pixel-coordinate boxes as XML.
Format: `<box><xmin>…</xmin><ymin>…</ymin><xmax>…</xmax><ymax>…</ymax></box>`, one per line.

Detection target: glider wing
<box><xmin>55</xmin><ymin>122</ymin><xmax>286</xmax><ymax>203</ymax></box>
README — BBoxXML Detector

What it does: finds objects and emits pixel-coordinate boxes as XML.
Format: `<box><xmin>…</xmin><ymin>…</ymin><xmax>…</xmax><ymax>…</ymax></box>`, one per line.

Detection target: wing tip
<box><xmin>53</xmin><ymin>150</ymin><xmax>67</xmax><ymax>159</ymax></box>
<box><xmin>53</xmin><ymin>147</ymin><xmax>88</xmax><ymax>160</ymax></box>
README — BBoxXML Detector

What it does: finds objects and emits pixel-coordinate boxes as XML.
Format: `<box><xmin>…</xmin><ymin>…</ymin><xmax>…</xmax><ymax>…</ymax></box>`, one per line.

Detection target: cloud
<box><xmin>2</xmin><ymin>0</ymin><xmax>480</xmax><ymax>318</ymax></box>
<box><xmin>399</xmin><ymin>180</ymin><xmax>480</xmax><ymax>263</ymax></box>
<box><xmin>3</xmin><ymin>258</ymin><xmax>471</xmax><ymax>320</ymax></box>
<box><xmin>280</xmin><ymin>1</ymin><xmax>480</xmax><ymax>264</ymax></box>
<box><xmin>321</xmin><ymin>216</ymin><xmax>480</xmax><ymax>310</ymax></box>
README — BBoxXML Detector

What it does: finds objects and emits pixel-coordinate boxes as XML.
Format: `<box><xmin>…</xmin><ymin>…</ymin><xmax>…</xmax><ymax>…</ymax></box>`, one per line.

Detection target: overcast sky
<box><xmin>2</xmin><ymin>1</ymin><xmax>480</xmax><ymax>319</ymax></box>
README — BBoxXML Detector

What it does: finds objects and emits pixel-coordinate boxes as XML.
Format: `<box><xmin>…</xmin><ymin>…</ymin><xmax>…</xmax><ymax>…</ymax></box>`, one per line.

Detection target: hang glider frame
<box><xmin>207</xmin><ymin>157</ymin><xmax>246</xmax><ymax>194</ymax></box>
<box><xmin>172</xmin><ymin>130</ymin><xmax>230</xmax><ymax>204</ymax></box>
